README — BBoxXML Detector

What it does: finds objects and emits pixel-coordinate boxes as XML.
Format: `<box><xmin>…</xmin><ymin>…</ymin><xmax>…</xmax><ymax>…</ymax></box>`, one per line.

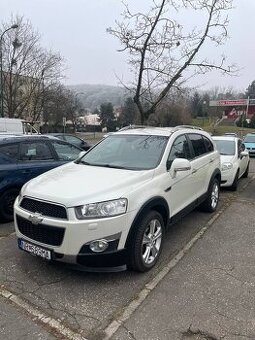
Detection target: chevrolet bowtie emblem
<box><xmin>28</xmin><ymin>212</ymin><xmax>43</xmax><ymax>225</ymax></box>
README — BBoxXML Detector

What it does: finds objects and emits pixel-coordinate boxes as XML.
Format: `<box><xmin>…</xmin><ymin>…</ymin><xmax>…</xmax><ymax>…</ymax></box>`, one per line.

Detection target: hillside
<box><xmin>67</xmin><ymin>84</ymin><xmax>128</xmax><ymax>111</ymax></box>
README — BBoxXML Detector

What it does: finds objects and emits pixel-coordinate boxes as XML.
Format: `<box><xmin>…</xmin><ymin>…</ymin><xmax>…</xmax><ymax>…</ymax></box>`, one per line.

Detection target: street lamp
<box><xmin>0</xmin><ymin>24</ymin><xmax>19</xmax><ymax>117</ymax></box>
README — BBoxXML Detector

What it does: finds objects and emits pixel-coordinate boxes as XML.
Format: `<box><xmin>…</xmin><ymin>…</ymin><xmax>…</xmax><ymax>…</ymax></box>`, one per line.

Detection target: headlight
<box><xmin>221</xmin><ymin>162</ymin><xmax>233</xmax><ymax>171</ymax></box>
<box><xmin>75</xmin><ymin>198</ymin><xmax>128</xmax><ymax>219</ymax></box>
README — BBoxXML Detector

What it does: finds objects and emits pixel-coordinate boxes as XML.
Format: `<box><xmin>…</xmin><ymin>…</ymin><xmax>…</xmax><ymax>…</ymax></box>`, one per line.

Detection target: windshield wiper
<box><xmin>78</xmin><ymin>161</ymin><xmax>139</xmax><ymax>170</ymax></box>
<box><xmin>95</xmin><ymin>163</ymin><xmax>130</xmax><ymax>169</ymax></box>
<box><xmin>78</xmin><ymin>160</ymin><xmax>93</xmax><ymax>165</ymax></box>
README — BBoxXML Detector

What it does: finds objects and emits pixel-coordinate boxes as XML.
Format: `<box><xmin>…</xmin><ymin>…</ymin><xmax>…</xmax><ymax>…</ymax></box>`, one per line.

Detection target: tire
<box><xmin>242</xmin><ymin>162</ymin><xmax>249</xmax><ymax>178</ymax></box>
<box><xmin>199</xmin><ymin>178</ymin><xmax>220</xmax><ymax>213</ymax></box>
<box><xmin>230</xmin><ymin>170</ymin><xmax>239</xmax><ymax>191</ymax></box>
<box><xmin>127</xmin><ymin>210</ymin><xmax>165</xmax><ymax>272</ymax></box>
<box><xmin>0</xmin><ymin>188</ymin><xmax>20</xmax><ymax>222</ymax></box>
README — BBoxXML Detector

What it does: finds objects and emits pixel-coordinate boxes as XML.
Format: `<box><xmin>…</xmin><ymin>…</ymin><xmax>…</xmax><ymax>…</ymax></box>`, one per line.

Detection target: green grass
<box><xmin>76</xmin><ymin>132</ymin><xmax>104</xmax><ymax>145</ymax></box>
<box><xmin>76</xmin><ymin>123</ymin><xmax>254</xmax><ymax>143</ymax></box>
<box><xmin>191</xmin><ymin>118</ymin><xmax>253</xmax><ymax>138</ymax></box>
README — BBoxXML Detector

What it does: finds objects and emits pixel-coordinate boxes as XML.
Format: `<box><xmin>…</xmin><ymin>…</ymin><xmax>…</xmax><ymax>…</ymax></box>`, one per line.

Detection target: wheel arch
<box><xmin>125</xmin><ymin>196</ymin><xmax>169</xmax><ymax>248</ymax></box>
<box><xmin>209</xmin><ymin>168</ymin><xmax>221</xmax><ymax>189</ymax></box>
<box><xmin>0</xmin><ymin>184</ymin><xmax>22</xmax><ymax>198</ymax></box>
<box><xmin>0</xmin><ymin>185</ymin><xmax>22</xmax><ymax>222</ymax></box>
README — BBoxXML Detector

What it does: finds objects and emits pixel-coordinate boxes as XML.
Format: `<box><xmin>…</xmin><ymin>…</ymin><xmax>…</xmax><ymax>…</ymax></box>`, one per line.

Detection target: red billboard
<box><xmin>218</xmin><ymin>99</ymin><xmax>248</xmax><ymax>106</ymax></box>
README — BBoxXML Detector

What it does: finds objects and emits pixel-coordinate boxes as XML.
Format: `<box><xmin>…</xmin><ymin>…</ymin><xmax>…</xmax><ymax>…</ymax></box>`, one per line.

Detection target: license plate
<box><xmin>18</xmin><ymin>239</ymin><xmax>52</xmax><ymax>260</ymax></box>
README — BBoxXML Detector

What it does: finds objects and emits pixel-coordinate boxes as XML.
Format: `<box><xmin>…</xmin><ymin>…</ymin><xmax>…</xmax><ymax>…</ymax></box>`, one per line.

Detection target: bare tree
<box><xmin>108</xmin><ymin>0</ymin><xmax>236</xmax><ymax>123</ymax></box>
<box><xmin>1</xmin><ymin>15</ymin><xmax>64</xmax><ymax>121</ymax></box>
<box><xmin>42</xmin><ymin>83</ymin><xmax>79</xmax><ymax>132</ymax></box>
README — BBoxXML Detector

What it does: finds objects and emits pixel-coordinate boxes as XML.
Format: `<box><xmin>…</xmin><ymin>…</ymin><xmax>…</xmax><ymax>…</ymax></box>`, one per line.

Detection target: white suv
<box><xmin>14</xmin><ymin>126</ymin><xmax>221</xmax><ymax>272</ymax></box>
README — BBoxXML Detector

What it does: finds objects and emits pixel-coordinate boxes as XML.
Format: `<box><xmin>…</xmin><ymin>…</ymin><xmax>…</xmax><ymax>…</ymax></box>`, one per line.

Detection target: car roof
<box><xmin>114</xmin><ymin>125</ymin><xmax>205</xmax><ymax>137</ymax></box>
<box><xmin>212</xmin><ymin>136</ymin><xmax>238</xmax><ymax>142</ymax></box>
<box><xmin>44</xmin><ymin>133</ymin><xmax>75</xmax><ymax>137</ymax></box>
<box><xmin>0</xmin><ymin>134</ymin><xmax>60</xmax><ymax>144</ymax></box>
<box><xmin>44</xmin><ymin>133</ymin><xmax>64</xmax><ymax>136</ymax></box>
<box><xmin>245</xmin><ymin>133</ymin><xmax>255</xmax><ymax>136</ymax></box>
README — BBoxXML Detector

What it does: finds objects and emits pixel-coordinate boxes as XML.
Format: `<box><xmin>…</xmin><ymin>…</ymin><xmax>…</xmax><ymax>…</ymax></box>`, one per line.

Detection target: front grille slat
<box><xmin>20</xmin><ymin>198</ymin><xmax>67</xmax><ymax>219</ymax></box>
<box><xmin>17</xmin><ymin>216</ymin><xmax>65</xmax><ymax>246</ymax></box>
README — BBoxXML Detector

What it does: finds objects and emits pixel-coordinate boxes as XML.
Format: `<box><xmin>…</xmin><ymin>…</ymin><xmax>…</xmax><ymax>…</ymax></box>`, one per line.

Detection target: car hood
<box><xmin>219</xmin><ymin>154</ymin><xmax>235</xmax><ymax>164</ymax></box>
<box><xmin>244</xmin><ymin>142</ymin><xmax>255</xmax><ymax>148</ymax></box>
<box><xmin>23</xmin><ymin>162</ymin><xmax>154</xmax><ymax>207</ymax></box>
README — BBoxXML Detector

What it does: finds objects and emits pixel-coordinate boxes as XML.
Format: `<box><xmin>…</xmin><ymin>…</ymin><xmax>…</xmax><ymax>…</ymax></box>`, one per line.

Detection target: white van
<box><xmin>0</xmin><ymin>118</ymin><xmax>39</xmax><ymax>134</ymax></box>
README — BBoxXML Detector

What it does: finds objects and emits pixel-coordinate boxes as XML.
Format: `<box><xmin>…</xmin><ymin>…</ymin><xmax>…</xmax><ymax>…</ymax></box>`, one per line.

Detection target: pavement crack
<box><xmin>235</xmin><ymin>198</ymin><xmax>255</xmax><ymax>206</ymax></box>
<box><xmin>182</xmin><ymin>325</ymin><xmax>219</xmax><ymax>340</ymax></box>
<box><xmin>215</xmin><ymin>310</ymin><xmax>242</xmax><ymax>324</ymax></box>
<box><xmin>30</xmin><ymin>289</ymin><xmax>101</xmax><ymax>332</ymax></box>
<box><xmin>212</xmin><ymin>267</ymin><xmax>245</xmax><ymax>285</ymax></box>
<box><xmin>227</xmin><ymin>333</ymin><xmax>255</xmax><ymax>339</ymax></box>
<box><xmin>121</xmin><ymin>324</ymin><xmax>138</xmax><ymax>340</ymax></box>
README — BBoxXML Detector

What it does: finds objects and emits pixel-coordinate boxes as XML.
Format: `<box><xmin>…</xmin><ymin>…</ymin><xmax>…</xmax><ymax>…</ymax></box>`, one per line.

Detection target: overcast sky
<box><xmin>1</xmin><ymin>0</ymin><xmax>254</xmax><ymax>92</ymax></box>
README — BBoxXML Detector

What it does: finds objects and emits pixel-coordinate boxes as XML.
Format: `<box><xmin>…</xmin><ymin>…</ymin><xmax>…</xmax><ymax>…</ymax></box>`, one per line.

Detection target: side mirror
<box><xmin>240</xmin><ymin>150</ymin><xmax>248</xmax><ymax>157</ymax></box>
<box><xmin>170</xmin><ymin>158</ymin><xmax>191</xmax><ymax>178</ymax></box>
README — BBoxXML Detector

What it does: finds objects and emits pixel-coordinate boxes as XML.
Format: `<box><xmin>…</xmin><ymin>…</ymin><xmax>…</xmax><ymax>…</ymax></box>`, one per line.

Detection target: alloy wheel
<box><xmin>142</xmin><ymin>219</ymin><xmax>162</xmax><ymax>265</ymax></box>
<box><xmin>211</xmin><ymin>182</ymin><xmax>219</xmax><ymax>210</ymax></box>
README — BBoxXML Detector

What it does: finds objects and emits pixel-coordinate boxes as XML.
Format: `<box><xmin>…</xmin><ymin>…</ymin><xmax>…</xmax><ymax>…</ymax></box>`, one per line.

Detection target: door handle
<box><xmin>209</xmin><ymin>159</ymin><xmax>214</xmax><ymax>163</ymax></box>
<box><xmin>192</xmin><ymin>169</ymin><xmax>197</xmax><ymax>174</ymax></box>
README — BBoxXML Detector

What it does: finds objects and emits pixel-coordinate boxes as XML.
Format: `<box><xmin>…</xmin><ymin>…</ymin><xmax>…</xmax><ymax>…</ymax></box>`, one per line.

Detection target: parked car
<box><xmin>243</xmin><ymin>133</ymin><xmax>255</xmax><ymax>156</ymax></box>
<box><xmin>15</xmin><ymin>126</ymin><xmax>221</xmax><ymax>272</ymax></box>
<box><xmin>0</xmin><ymin>135</ymin><xmax>82</xmax><ymax>222</ymax></box>
<box><xmin>45</xmin><ymin>133</ymin><xmax>92</xmax><ymax>151</ymax></box>
<box><xmin>213</xmin><ymin>135</ymin><xmax>249</xmax><ymax>190</ymax></box>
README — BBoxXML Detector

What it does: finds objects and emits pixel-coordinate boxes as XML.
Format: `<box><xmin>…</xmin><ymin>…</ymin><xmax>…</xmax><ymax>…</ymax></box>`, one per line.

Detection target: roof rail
<box><xmin>172</xmin><ymin>125</ymin><xmax>203</xmax><ymax>132</ymax></box>
<box><xmin>118</xmin><ymin>124</ymin><xmax>149</xmax><ymax>131</ymax></box>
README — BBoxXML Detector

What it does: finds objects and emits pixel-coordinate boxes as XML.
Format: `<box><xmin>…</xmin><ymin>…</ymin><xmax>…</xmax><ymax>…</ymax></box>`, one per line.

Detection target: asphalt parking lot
<box><xmin>1</xmin><ymin>160</ymin><xmax>255</xmax><ymax>340</ymax></box>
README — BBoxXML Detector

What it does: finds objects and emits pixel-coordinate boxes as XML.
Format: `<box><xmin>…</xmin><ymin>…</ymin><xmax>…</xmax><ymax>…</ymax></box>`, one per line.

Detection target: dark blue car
<box><xmin>0</xmin><ymin>135</ymin><xmax>82</xmax><ymax>222</ymax></box>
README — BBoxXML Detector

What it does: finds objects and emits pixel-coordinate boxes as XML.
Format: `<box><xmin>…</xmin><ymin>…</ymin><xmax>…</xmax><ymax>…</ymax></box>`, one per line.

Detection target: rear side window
<box><xmin>203</xmin><ymin>136</ymin><xmax>214</xmax><ymax>152</ymax></box>
<box><xmin>0</xmin><ymin>144</ymin><xmax>19</xmax><ymax>164</ymax></box>
<box><xmin>188</xmin><ymin>134</ymin><xmax>207</xmax><ymax>158</ymax></box>
<box><xmin>20</xmin><ymin>142</ymin><xmax>54</xmax><ymax>161</ymax></box>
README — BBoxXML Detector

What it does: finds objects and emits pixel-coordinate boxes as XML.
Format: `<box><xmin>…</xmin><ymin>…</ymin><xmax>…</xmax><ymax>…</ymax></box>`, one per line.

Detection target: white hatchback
<box><xmin>14</xmin><ymin>126</ymin><xmax>221</xmax><ymax>272</ymax></box>
<box><xmin>212</xmin><ymin>136</ymin><xmax>249</xmax><ymax>190</ymax></box>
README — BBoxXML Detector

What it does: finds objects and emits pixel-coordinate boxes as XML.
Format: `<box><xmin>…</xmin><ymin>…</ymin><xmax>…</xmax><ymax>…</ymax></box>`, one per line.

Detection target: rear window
<box><xmin>51</xmin><ymin>141</ymin><xmax>81</xmax><ymax>161</ymax></box>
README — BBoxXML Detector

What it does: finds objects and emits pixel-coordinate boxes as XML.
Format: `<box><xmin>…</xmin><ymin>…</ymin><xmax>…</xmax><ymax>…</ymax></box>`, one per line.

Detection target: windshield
<box><xmin>244</xmin><ymin>135</ymin><xmax>255</xmax><ymax>143</ymax></box>
<box><xmin>78</xmin><ymin>134</ymin><xmax>168</xmax><ymax>170</ymax></box>
<box><xmin>214</xmin><ymin>140</ymin><xmax>235</xmax><ymax>156</ymax></box>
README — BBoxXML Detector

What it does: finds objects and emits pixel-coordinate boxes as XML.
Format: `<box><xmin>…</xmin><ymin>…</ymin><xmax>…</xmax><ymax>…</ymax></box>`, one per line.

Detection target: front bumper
<box><xmin>246</xmin><ymin>148</ymin><xmax>255</xmax><ymax>156</ymax></box>
<box><xmin>14</xmin><ymin>199</ymin><xmax>136</xmax><ymax>271</ymax></box>
<box><xmin>220</xmin><ymin>169</ymin><xmax>236</xmax><ymax>187</ymax></box>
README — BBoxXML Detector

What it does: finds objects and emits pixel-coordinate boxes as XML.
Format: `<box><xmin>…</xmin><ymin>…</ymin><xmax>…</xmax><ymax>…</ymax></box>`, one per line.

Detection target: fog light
<box><xmin>89</xmin><ymin>239</ymin><xmax>109</xmax><ymax>253</ymax></box>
